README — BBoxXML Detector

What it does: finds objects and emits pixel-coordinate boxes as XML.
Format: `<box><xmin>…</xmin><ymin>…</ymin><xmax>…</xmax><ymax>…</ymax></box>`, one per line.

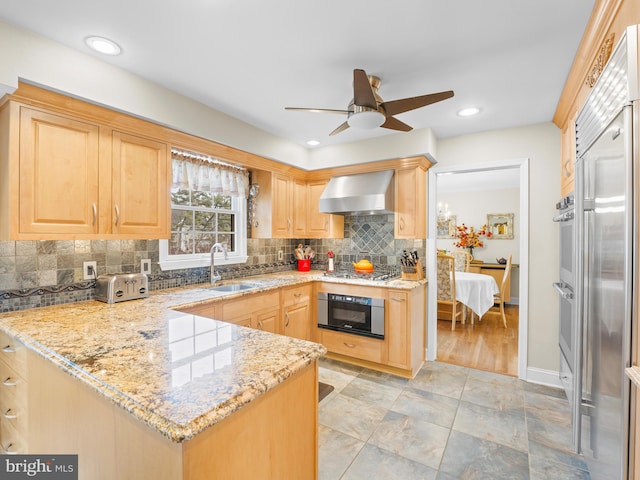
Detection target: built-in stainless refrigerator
<box><xmin>574</xmin><ymin>25</ymin><xmax>639</xmax><ymax>480</ymax></box>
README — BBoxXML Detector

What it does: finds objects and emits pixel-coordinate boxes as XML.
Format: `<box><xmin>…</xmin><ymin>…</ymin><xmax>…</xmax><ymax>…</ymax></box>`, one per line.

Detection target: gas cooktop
<box><xmin>322</xmin><ymin>266</ymin><xmax>399</xmax><ymax>282</ymax></box>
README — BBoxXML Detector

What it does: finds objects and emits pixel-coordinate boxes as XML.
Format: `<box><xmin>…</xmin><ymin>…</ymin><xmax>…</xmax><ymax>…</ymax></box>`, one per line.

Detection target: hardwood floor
<box><xmin>436</xmin><ymin>304</ymin><xmax>519</xmax><ymax>376</ymax></box>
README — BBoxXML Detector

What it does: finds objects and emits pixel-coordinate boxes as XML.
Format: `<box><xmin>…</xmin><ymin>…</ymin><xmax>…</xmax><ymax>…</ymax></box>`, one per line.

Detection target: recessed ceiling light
<box><xmin>306</xmin><ymin>140</ymin><xmax>320</xmax><ymax>146</ymax></box>
<box><xmin>457</xmin><ymin>107</ymin><xmax>480</xmax><ymax>117</ymax></box>
<box><xmin>85</xmin><ymin>36</ymin><xmax>122</xmax><ymax>55</ymax></box>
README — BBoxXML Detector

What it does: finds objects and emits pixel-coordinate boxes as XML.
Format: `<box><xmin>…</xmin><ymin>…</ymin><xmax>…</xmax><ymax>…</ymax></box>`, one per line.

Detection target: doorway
<box><xmin>426</xmin><ymin>159</ymin><xmax>529</xmax><ymax>379</ymax></box>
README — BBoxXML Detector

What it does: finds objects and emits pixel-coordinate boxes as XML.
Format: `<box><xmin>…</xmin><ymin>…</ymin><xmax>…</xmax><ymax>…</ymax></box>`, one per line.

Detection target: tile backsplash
<box><xmin>0</xmin><ymin>214</ymin><xmax>425</xmax><ymax>312</ymax></box>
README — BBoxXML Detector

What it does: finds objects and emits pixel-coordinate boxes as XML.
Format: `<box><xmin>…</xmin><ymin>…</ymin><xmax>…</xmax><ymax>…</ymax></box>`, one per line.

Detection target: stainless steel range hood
<box><xmin>319</xmin><ymin>170</ymin><xmax>395</xmax><ymax>215</ymax></box>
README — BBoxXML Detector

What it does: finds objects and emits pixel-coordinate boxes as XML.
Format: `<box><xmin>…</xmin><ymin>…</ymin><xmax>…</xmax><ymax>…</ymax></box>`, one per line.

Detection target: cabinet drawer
<box><xmin>223</xmin><ymin>291</ymin><xmax>279</xmax><ymax>319</ymax></box>
<box><xmin>321</xmin><ymin>330</ymin><xmax>382</xmax><ymax>363</ymax></box>
<box><xmin>0</xmin><ymin>420</ymin><xmax>27</xmax><ymax>455</ymax></box>
<box><xmin>0</xmin><ymin>392</ymin><xmax>27</xmax><ymax>436</ymax></box>
<box><xmin>0</xmin><ymin>360</ymin><xmax>27</xmax><ymax>405</ymax></box>
<box><xmin>282</xmin><ymin>285</ymin><xmax>311</xmax><ymax>306</ymax></box>
<box><xmin>0</xmin><ymin>331</ymin><xmax>27</xmax><ymax>375</ymax></box>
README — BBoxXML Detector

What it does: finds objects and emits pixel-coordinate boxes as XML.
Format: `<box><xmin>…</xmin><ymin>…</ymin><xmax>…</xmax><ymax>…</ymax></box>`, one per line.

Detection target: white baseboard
<box><xmin>526</xmin><ymin>366</ymin><xmax>562</xmax><ymax>388</ymax></box>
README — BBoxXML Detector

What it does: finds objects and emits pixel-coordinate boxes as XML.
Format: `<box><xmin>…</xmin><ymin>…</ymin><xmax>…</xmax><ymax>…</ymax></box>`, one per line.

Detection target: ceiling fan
<box><xmin>285</xmin><ymin>68</ymin><xmax>454</xmax><ymax>136</ymax></box>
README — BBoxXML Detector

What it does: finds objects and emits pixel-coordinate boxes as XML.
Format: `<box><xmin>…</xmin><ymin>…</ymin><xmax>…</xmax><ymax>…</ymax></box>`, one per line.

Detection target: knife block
<box><xmin>401</xmin><ymin>259</ymin><xmax>424</xmax><ymax>281</ymax></box>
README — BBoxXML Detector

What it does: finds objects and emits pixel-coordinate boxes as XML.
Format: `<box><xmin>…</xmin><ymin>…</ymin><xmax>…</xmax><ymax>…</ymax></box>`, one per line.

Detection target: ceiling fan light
<box><xmin>347</xmin><ymin>110</ymin><xmax>385</xmax><ymax>129</ymax></box>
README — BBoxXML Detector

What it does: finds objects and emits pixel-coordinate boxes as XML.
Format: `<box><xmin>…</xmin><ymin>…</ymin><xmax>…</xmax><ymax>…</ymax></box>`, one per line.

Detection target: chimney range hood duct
<box><xmin>319</xmin><ymin>170</ymin><xmax>395</xmax><ymax>216</ymax></box>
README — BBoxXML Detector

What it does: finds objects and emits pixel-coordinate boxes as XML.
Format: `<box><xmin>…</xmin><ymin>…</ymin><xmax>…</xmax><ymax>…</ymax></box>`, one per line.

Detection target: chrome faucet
<box><xmin>210</xmin><ymin>242</ymin><xmax>228</xmax><ymax>284</ymax></box>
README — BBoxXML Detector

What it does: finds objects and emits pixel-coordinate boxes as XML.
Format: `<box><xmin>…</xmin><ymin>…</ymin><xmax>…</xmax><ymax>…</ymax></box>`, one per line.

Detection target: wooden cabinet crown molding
<box><xmin>553</xmin><ymin>0</ymin><xmax>627</xmax><ymax>128</ymax></box>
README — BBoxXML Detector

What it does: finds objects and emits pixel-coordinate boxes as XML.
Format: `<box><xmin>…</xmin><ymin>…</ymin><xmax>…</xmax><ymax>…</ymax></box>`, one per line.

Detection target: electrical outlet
<box><xmin>278</xmin><ymin>250</ymin><xmax>284</xmax><ymax>261</ymax></box>
<box><xmin>83</xmin><ymin>261</ymin><xmax>97</xmax><ymax>280</ymax></box>
<box><xmin>141</xmin><ymin>259</ymin><xmax>151</xmax><ymax>274</ymax></box>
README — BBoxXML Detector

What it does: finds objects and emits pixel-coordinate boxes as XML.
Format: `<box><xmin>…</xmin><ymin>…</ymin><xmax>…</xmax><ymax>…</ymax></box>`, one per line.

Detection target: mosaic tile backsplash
<box><xmin>0</xmin><ymin>214</ymin><xmax>425</xmax><ymax>312</ymax></box>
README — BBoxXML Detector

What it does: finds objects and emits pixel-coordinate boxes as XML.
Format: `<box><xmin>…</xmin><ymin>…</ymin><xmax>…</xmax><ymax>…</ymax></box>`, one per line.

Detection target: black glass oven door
<box><xmin>329</xmin><ymin>301</ymin><xmax>371</xmax><ymax>333</ymax></box>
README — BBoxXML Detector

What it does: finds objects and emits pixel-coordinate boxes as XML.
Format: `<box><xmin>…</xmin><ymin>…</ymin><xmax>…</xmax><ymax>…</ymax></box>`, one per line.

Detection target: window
<box><xmin>159</xmin><ymin>149</ymin><xmax>248</xmax><ymax>270</ymax></box>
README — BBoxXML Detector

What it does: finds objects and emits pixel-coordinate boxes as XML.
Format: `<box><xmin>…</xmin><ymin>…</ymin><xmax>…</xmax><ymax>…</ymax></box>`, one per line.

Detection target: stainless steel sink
<box><xmin>209</xmin><ymin>283</ymin><xmax>258</xmax><ymax>293</ymax></box>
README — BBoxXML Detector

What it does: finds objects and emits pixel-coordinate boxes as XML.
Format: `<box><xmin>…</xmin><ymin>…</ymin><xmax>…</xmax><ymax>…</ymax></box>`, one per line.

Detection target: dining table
<box><xmin>454</xmin><ymin>271</ymin><xmax>500</xmax><ymax>319</ymax></box>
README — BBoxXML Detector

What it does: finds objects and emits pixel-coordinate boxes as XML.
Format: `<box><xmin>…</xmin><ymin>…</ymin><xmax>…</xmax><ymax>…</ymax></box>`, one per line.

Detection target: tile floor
<box><xmin>318</xmin><ymin>358</ymin><xmax>591</xmax><ymax>480</ymax></box>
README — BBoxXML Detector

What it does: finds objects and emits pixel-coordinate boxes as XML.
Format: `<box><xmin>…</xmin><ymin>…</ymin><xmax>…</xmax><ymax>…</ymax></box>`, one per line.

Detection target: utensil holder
<box><xmin>401</xmin><ymin>259</ymin><xmax>424</xmax><ymax>280</ymax></box>
<box><xmin>298</xmin><ymin>259</ymin><xmax>311</xmax><ymax>272</ymax></box>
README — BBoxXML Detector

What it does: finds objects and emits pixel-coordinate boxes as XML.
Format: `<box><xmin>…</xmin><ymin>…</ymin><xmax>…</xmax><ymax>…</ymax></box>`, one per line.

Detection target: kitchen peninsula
<box><xmin>0</xmin><ymin>271</ymin><xmax>425</xmax><ymax>479</ymax></box>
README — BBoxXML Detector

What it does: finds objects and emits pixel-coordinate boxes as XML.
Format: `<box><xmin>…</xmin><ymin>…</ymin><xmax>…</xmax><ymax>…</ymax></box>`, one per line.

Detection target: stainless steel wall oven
<box><xmin>317</xmin><ymin>292</ymin><xmax>384</xmax><ymax>339</ymax></box>
<box><xmin>553</xmin><ymin>193</ymin><xmax>576</xmax><ymax>414</ymax></box>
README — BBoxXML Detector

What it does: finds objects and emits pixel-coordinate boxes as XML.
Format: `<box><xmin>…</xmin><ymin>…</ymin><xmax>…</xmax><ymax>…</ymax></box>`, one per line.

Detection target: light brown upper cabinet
<box><xmin>0</xmin><ymin>103</ymin><xmax>171</xmax><ymax>240</ymax></box>
<box><xmin>109</xmin><ymin>131</ymin><xmax>169</xmax><ymax>237</ymax></box>
<box><xmin>306</xmin><ymin>180</ymin><xmax>344</xmax><ymax>238</ymax></box>
<box><xmin>252</xmin><ymin>171</ymin><xmax>344</xmax><ymax>239</ymax></box>
<box><xmin>18</xmin><ymin>107</ymin><xmax>101</xmax><ymax>237</ymax></box>
<box><xmin>560</xmin><ymin>107</ymin><xmax>577</xmax><ymax>197</ymax></box>
<box><xmin>394</xmin><ymin>166</ymin><xmax>426</xmax><ymax>239</ymax></box>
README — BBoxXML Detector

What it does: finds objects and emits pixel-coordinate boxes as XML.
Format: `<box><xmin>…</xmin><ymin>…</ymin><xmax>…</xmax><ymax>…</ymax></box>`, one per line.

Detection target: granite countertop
<box><xmin>0</xmin><ymin>270</ymin><xmax>424</xmax><ymax>443</ymax></box>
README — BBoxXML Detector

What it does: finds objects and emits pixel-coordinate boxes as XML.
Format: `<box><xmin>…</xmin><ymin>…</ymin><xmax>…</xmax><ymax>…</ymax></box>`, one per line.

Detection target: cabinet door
<box><xmin>19</xmin><ymin>108</ymin><xmax>100</xmax><ymax>235</ymax></box>
<box><xmin>254</xmin><ymin>308</ymin><xmax>279</xmax><ymax>334</ymax></box>
<box><xmin>111</xmin><ymin>131</ymin><xmax>170</xmax><ymax>238</ymax></box>
<box><xmin>292</xmin><ymin>178</ymin><xmax>308</xmax><ymax>237</ymax></box>
<box><xmin>395</xmin><ymin>167</ymin><xmax>426</xmax><ymax>238</ymax></box>
<box><xmin>386</xmin><ymin>291</ymin><xmax>409</xmax><ymax>368</ymax></box>
<box><xmin>560</xmin><ymin>113</ymin><xmax>576</xmax><ymax>197</ymax></box>
<box><xmin>272</xmin><ymin>173</ymin><xmax>292</xmax><ymax>238</ymax></box>
<box><xmin>283</xmin><ymin>303</ymin><xmax>310</xmax><ymax>340</ymax></box>
<box><xmin>307</xmin><ymin>180</ymin><xmax>344</xmax><ymax>238</ymax></box>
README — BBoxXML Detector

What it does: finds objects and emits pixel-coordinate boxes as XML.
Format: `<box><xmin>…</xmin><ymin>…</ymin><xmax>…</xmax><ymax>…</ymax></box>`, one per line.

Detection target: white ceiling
<box><xmin>0</xmin><ymin>0</ymin><xmax>595</xmax><ymax>149</ymax></box>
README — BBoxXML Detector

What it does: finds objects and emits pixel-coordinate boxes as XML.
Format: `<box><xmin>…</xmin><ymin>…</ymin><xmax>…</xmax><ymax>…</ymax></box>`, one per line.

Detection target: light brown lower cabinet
<box><xmin>24</xmin><ymin>348</ymin><xmax>318</xmax><ymax>479</ymax></box>
<box><xmin>179</xmin><ymin>290</ymin><xmax>280</xmax><ymax>333</ymax></box>
<box><xmin>282</xmin><ymin>284</ymin><xmax>312</xmax><ymax>340</ymax></box>
<box><xmin>317</xmin><ymin>283</ymin><xmax>426</xmax><ymax>378</ymax></box>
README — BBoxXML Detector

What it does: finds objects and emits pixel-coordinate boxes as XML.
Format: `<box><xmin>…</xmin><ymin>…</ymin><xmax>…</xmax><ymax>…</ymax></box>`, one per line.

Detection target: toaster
<box><xmin>95</xmin><ymin>273</ymin><xmax>149</xmax><ymax>304</ymax></box>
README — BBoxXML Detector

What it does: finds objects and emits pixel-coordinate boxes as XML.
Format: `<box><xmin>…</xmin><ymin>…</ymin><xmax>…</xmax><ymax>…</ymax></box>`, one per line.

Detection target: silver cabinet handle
<box><xmin>343</xmin><ymin>342</ymin><xmax>356</xmax><ymax>348</ymax></box>
<box><xmin>399</xmin><ymin>217</ymin><xmax>405</xmax><ymax>230</ymax></box>
<box><xmin>92</xmin><ymin>203</ymin><xmax>97</xmax><ymax>226</ymax></box>
<box><xmin>2</xmin><ymin>443</ymin><xmax>17</xmax><ymax>455</ymax></box>
<box><xmin>2</xmin><ymin>377</ymin><xmax>16</xmax><ymax>387</ymax></box>
<box><xmin>294</xmin><ymin>292</ymin><xmax>302</xmax><ymax>298</ymax></box>
<box><xmin>2</xmin><ymin>345</ymin><xmax>15</xmax><ymax>353</ymax></box>
<box><xmin>257</xmin><ymin>320</ymin><xmax>263</xmax><ymax>330</ymax></box>
<box><xmin>552</xmin><ymin>282</ymin><xmax>574</xmax><ymax>300</ymax></box>
<box><xmin>114</xmin><ymin>204</ymin><xmax>120</xmax><ymax>226</ymax></box>
<box><xmin>285</xmin><ymin>312</ymin><xmax>290</xmax><ymax>327</ymax></box>
<box><xmin>3</xmin><ymin>409</ymin><xmax>16</xmax><ymax>419</ymax></box>
<box><xmin>391</xmin><ymin>297</ymin><xmax>406</xmax><ymax>302</ymax></box>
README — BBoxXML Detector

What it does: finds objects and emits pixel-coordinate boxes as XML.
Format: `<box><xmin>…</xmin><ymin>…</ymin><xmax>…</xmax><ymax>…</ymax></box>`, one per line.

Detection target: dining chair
<box><xmin>436</xmin><ymin>254</ymin><xmax>465</xmax><ymax>330</ymax></box>
<box><xmin>485</xmin><ymin>254</ymin><xmax>512</xmax><ymax>328</ymax></box>
<box><xmin>450</xmin><ymin>250</ymin><xmax>472</xmax><ymax>272</ymax></box>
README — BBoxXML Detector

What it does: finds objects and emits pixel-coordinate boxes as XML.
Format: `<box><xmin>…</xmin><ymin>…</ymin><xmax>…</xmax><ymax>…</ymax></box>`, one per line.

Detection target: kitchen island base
<box><xmin>26</xmin><ymin>351</ymin><xmax>319</xmax><ymax>480</ymax></box>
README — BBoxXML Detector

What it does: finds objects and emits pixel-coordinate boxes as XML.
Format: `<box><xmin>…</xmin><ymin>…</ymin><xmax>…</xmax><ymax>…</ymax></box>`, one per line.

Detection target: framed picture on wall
<box><xmin>487</xmin><ymin>213</ymin><xmax>514</xmax><ymax>239</ymax></box>
<box><xmin>437</xmin><ymin>215</ymin><xmax>456</xmax><ymax>239</ymax></box>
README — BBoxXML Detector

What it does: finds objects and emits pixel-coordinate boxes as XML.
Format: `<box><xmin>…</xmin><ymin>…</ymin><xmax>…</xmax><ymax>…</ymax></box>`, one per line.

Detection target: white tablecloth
<box><xmin>454</xmin><ymin>272</ymin><xmax>499</xmax><ymax>317</ymax></box>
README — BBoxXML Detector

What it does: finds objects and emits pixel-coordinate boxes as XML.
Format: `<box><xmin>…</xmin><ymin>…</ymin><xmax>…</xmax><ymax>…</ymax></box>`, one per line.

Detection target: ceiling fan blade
<box><xmin>381</xmin><ymin>90</ymin><xmax>454</xmax><ymax>116</ymax></box>
<box><xmin>381</xmin><ymin>116</ymin><xmax>413</xmax><ymax>132</ymax></box>
<box><xmin>329</xmin><ymin>121</ymin><xmax>350</xmax><ymax>136</ymax></box>
<box><xmin>285</xmin><ymin>107</ymin><xmax>349</xmax><ymax>114</ymax></box>
<box><xmin>353</xmin><ymin>69</ymin><xmax>378</xmax><ymax>109</ymax></box>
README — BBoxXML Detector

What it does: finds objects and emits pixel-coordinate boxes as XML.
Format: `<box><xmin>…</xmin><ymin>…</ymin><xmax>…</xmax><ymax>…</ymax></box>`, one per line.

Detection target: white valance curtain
<box><xmin>171</xmin><ymin>148</ymin><xmax>250</xmax><ymax>198</ymax></box>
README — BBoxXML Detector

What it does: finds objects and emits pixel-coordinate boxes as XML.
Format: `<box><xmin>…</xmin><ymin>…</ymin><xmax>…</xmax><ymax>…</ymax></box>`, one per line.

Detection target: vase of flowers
<box><xmin>454</xmin><ymin>223</ymin><xmax>492</xmax><ymax>260</ymax></box>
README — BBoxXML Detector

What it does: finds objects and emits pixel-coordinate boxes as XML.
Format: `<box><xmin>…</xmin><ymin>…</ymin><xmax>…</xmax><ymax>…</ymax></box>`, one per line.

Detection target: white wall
<box><xmin>436</xmin><ymin>188</ymin><xmax>520</xmax><ymax>264</ymax></box>
<box><xmin>436</xmin><ymin>123</ymin><xmax>560</xmax><ymax>372</ymax></box>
